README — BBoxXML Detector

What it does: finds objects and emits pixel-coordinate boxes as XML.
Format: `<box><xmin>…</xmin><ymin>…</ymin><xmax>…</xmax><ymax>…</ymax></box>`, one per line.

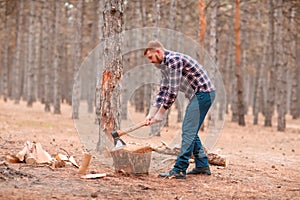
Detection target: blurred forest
<box><xmin>0</xmin><ymin>0</ymin><xmax>299</xmax><ymax>132</ymax></box>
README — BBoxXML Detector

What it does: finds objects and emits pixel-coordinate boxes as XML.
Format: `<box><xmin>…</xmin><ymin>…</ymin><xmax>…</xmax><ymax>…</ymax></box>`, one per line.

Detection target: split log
<box><xmin>110</xmin><ymin>144</ymin><xmax>152</xmax><ymax>174</ymax></box>
<box><xmin>207</xmin><ymin>152</ymin><xmax>227</xmax><ymax>167</ymax></box>
<box><xmin>15</xmin><ymin>141</ymin><xmax>52</xmax><ymax>164</ymax></box>
<box><xmin>5</xmin><ymin>155</ymin><xmax>21</xmax><ymax>163</ymax></box>
<box><xmin>78</xmin><ymin>153</ymin><xmax>92</xmax><ymax>174</ymax></box>
<box><xmin>35</xmin><ymin>143</ymin><xmax>52</xmax><ymax>164</ymax></box>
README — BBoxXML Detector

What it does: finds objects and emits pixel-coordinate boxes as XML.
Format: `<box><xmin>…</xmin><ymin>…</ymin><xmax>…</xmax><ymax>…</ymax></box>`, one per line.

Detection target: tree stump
<box><xmin>110</xmin><ymin>144</ymin><xmax>152</xmax><ymax>174</ymax></box>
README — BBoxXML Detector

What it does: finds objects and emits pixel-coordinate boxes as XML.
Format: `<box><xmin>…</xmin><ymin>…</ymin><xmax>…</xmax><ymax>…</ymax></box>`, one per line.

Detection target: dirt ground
<box><xmin>0</xmin><ymin>99</ymin><xmax>299</xmax><ymax>200</ymax></box>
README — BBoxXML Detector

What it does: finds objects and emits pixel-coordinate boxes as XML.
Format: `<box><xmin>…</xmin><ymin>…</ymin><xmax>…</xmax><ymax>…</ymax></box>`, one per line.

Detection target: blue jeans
<box><xmin>173</xmin><ymin>91</ymin><xmax>215</xmax><ymax>174</ymax></box>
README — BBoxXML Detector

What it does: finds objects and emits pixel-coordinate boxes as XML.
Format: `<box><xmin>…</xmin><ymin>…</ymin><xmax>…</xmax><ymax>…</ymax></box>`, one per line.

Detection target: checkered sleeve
<box><xmin>161</xmin><ymin>59</ymin><xmax>182</xmax><ymax>109</ymax></box>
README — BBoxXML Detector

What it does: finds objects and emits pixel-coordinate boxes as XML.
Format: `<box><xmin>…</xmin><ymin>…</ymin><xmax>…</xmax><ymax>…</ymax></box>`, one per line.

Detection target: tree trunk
<box><xmin>208</xmin><ymin>0</ymin><xmax>218</xmax><ymax>128</ymax></box>
<box><xmin>13</xmin><ymin>0</ymin><xmax>24</xmax><ymax>104</ymax></box>
<box><xmin>264</xmin><ymin>0</ymin><xmax>276</xmax><ymax>127</ymax></box>
<box><xmin>253</xmin><ymin>21</ymin><xmax>267</xmax><ymax>125</ymax></box>
<box><xmin>26</xmin><ymin>0</ymin><xmax>36</xmax><ymax>107</ymax></box>
<box><xmin>87</xmin><ymin>0</ymin><xmax>98</xmax><ymax>114</ymax></box>
<box><xmin>289</xmin><ymin>7</ymin><xmax>299</xmax><ymax>119</ymax></box>
<box><xmin>198</xmin><ymin>0</ymin><xmax>206</xmax><ymax>48</ymax></box>
<box><xmin>150</xmin><ymin>0</ymin><xmax>162</xmax><ymax>136</ymax></box>
<box><xmin>53</xmin><ymin>1</ymin><xmax>61</xmax><ymax>114</ymax></box>
<box><xmin>72</xmin><ymin>0</ymin><xmax>83</xmax><ymax>119</ymax></box>
<box><xmin>2</xmin><ymin>2</ymin><xmax>9</xmax><ymax>102</ymax></box>
<box><xmin>41</xmin><ymin>0</ymin><xmax>51</xmax><ymax>112</ymax></box>
<box><xmin>97</xmin><ymin>0</ymin><xmax>124</xmax><ymax>149</ymax></box>
<box><xmin>234</xmin><ymin>0</ymin><xmax>245</xmax><ymax>126</ymax></box>
<box><xmin>275</xmin><ymin>0</ymin><xmax>286</xmax><ymax>132</ymax></box>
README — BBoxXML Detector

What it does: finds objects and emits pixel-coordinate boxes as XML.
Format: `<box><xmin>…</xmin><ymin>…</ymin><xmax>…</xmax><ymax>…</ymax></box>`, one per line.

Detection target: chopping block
<box><xmin>110</xmin><ymin>144</ymin><xmax>153</xmax><ymax>174</ymax></box>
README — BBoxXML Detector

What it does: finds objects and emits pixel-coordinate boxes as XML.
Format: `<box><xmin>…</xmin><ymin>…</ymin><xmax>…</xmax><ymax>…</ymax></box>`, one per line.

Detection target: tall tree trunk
<box><xmin>253</xmin><ymin>34</ymin><xmax>267</xmax><ymax>125</ymax></box>
<box><xmin>150</xmin><ymin>0</ymin><xmax>162</xmax><ymax>136</ymax></box>
<box><xmin>234</xmin><ymin>0</ymin><xmax>245</xmax><ymax>126</ymax></box>
<box><xmin>34</xmin><ymin>4</ymin><xmax>41</xmax><ymax>103</ymax></box>
<box><xmin>87</xmin><ymin>0</ymin><xmax>98</xmax><ymax>114</ymax></box>
<box><xmin>208</xmin><ymin>0</ymin><xmax>218</xmax><ymax>127</ymax></box>
<box><xmin>2</xmin><ymin>1</ymin><xmax>9</xmax><ymax>102</ymax></box>
<box><xmin>198</xmin><ymin>0</ymin><xmax>206</xmax><ymax>48</ymax></box>
<box><xmin>53</xmin><ymin>1</ymin><xmax>61</xmax><ymax>114</ymax></box>
<box><xmin>13</xmin><ymin>0</ymin><xmax>24</xmax><ymax>104</ymax></box>
<box><xmin>264</xmin><ymin>0</ymin><xmax>276</xmax><ymax>127</ymax></box>
<box><xmin>289</xmin><ymin>7</ymin><xmax>299</xmax><ymax>119</ymax></box>
<box><xmin>95</xmin><ymin>1</ymin><xmax>104</xmax><ymax>125</ymax></box>
<box><xmin>276</xmin><ymin>0</ymin><xmax>286</xmax><ymax>132</ymax></box>
<box><xmin>27</xmin><ymin>0</ymin><xmax>36</xmax><ymax>107</ymax></box>
<box><xmin>72</xmin><ymin>0</ymin><xmax>83</xmax><ymax>119</ymax></box>
<box><xmin>41</xmin><ymin>0</ymin><xmax>51</xmax><ymax>112</ymax></box>
<box><xmin>97</xmin><ymin>0</ymin><xmax>124</xmax><ymax>149</ymax></box>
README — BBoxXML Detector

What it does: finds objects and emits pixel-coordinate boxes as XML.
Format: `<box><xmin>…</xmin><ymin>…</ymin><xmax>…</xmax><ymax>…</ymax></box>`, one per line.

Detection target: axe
<box><xmin>111</xmin><ymin>121</ymin><xmax>147</xmax><ymax>149</ymax></box>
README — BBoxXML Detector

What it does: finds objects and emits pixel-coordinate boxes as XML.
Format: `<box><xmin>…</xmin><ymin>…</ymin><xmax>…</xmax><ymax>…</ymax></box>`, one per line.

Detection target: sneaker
<box><xmin>158</xmin><ymin>170</ymin><xmax>186</xmax><ymax>179</ymax></box>
<box><xmin>187</xmin><ymin>167</ymin><xmax>211</xmax><ymax>175</ymax></box>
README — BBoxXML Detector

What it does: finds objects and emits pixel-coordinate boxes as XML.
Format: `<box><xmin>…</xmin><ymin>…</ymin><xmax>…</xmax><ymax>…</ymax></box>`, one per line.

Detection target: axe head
<box><xmin>111</xmin><ymin>131</ymin><xmax>126</xmax><ymax>149</ymax></box>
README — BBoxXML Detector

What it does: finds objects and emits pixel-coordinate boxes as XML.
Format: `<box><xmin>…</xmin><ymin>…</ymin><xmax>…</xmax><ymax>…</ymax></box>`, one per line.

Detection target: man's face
<box><xmin>146</xmin><ymin>50</ymin><xmax>162</xmax><ymax>64</ymax></box>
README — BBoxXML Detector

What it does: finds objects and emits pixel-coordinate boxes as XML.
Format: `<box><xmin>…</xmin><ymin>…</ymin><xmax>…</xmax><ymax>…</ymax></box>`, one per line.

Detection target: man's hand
<box><xmin>149</xmin><ymin>107</ymin><xmax>167</xmax><ymax>125</ymax></box>
<box><xmin>146</xmin><ymin>107</ymin><xmax>159</xmax><ymax>126</ymax></box>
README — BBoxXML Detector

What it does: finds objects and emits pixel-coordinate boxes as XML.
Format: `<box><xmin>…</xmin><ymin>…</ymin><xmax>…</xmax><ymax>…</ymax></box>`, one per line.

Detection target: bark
<box><xmin>198</xmin><ymin>0</ymin><xmax>206</xmax><ymax>48</ymax></box>
<box><xmin>208</xmin><ymin>0</ymin><xmax>218</xmax><ymax>127</ymax></box>
<box><xmin>2</xmin><ymin>1</ymin><xmax>10</xmax><ymax>101</ymax></box>
<box><xmin>97</xmin><ymin>0</ymin><xmax>124</xmax><ymax>149</ymax></box>
<box><xmin>87</xmin><ymin>0</ymin><xmax>98</xmax><ymax>114</ymax></box>
<box><xmin>53</xmin><ymin>1</ymin><xmax>61</xmax><ymax>114</ymax></box>
<box><xmin>150</xmin><ymin>0</ymin><xmax>162</xmax><ymax>136</ymax></box>
<box><xmin>27</xmin><ymin>0</ymin><xmax>36</xmax><ymax>107</ymax></box>
<box><xmin>34</xmin><ymin>5</ymin><xmax>41</xmax><ymax>103</ymax></box>
<box><xmin>72</xmin><ymin>0</ymin><xmax>83</xmax><ymax>119</ymax></box>
<box><xmin>95</xmin><ymin>1</ymin><xmax>104</xmax><ymax>124</ymax></box>
<box><xmin>41</xmin><ymin>0</ymin><xmax>51</xmax><ymax>112</ymax></box>
<box><xmin>275</xmin><ymin>0</ymin><xmax>286</xmax><ymax>132</ymax></box>
<box><xmin>253</xmin><ymin>34</ymin><xmax>267</xmax><ymax>125</ymax></box>
<box><xmin>234</xmin><ymin>0</ymin><xmax>245</xmax><ymax>126</ymax></box>
<box><xmin>133</xmin><ymin>0</ymin><xmax>144</xmax><ymax>114</ymax></box>
<box><xmin>264</xmin><ymin>0</ymin><xmax>276</xmax><ymax>127</ymax></box>
<box><xmin>290</xmin><ymin>7</ymin><xmax>299</xmax><ymax>119</ymax></box>
<box><xmin>13</xmin><ymin>0</ymin><xmax>24</xmax><ymax>104</ymax></box>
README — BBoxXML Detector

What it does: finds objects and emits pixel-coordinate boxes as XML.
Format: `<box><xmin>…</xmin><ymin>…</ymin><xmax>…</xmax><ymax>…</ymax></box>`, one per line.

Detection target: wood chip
<box><xmin>80</xmin><ymin>173</ymin><xmax>106</xmax><ymax>179</ymax></box>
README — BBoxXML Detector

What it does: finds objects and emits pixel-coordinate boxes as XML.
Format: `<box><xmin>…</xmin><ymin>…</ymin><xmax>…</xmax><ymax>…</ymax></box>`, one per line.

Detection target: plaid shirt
<box><xmin>154</xmin><ymin>50</ymin><xmax>215</xmax><ymax>110</ymax></box>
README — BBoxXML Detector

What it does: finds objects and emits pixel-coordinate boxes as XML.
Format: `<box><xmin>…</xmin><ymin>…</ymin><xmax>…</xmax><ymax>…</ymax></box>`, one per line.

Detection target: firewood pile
<box><xmin>5</xmin><ymin>141</ymin><xmax>79</xmax><ymax>169</ymax></box>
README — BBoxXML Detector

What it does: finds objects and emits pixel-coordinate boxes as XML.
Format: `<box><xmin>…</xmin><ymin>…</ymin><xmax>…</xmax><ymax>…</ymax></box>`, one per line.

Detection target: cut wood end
<box><xmin>6</xmin><ymin>155</ymin><xmax>21</xmax><ymax>163</ymax></box>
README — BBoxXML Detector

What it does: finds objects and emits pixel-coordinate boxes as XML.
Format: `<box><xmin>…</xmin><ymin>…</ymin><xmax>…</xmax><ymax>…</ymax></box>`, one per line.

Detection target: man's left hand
<box><xmin>150</xmin><ymin>107</ymin><xmax>167</xmax><ymax>125</ymax></box>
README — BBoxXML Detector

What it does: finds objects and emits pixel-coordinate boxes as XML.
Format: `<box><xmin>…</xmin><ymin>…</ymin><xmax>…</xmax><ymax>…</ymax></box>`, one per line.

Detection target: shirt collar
<box><xmin>162</xmin><ymin>50</ymin><xmax>170</xmax><ymax>65</ymax></box>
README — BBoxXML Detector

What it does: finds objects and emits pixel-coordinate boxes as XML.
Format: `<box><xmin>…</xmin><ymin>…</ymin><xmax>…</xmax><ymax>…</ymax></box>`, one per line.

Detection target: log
<box><xmin>35</xmin><ymin>143</ymin><xmax>52</xmax><ymax>164</ymax></box>
<box><xmin>6</xmin><ymin>155</ymin><xmax>21</xmax><ymax>163</ymax></box>
<box><xmin>78</xmin><ymin>153</ymin><xmax>92</xmax><ymax>174</ymax></box>
<box><xmin>207</xmin><ymin>153</ymin><xmax>227</xmax><ymax>167</ymax></box>
<box><xmin>152</xmin><ymin>142</ymin><xmax>227</xmax><ymax>167</ymax></box>
<box><xmin>110</xmin><ymin>144</ymin><xmax>152</xmax><ymax>174</ymax></box>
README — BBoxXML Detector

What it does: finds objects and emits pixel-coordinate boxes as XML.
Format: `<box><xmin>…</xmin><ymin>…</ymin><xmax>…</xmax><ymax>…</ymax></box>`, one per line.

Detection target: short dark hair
<box><xmin>144</xmin><ymin>40</ymin><xmax>165</xmax><ymax>55</ymax></box>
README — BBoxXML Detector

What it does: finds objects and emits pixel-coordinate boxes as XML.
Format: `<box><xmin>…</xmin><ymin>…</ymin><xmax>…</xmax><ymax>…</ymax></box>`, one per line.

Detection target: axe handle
<box><xmin>117</xmin><ymin>121</ymin><xmax>146</xmax><ymax>137</ymax></box>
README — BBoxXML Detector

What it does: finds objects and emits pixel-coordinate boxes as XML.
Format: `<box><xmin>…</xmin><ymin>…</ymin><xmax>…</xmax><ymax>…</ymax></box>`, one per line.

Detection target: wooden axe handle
<box><xmin>117</xmin><ymin>121</ymin><xmax>146</xmax><ymax>137</ymax></box>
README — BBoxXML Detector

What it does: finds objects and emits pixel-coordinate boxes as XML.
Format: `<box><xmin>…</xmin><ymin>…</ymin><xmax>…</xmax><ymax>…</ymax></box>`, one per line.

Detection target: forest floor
<box><xmin>0</xmin><ymin>99</ymin><xmax>299</xmax><ymax>200</ymax></box>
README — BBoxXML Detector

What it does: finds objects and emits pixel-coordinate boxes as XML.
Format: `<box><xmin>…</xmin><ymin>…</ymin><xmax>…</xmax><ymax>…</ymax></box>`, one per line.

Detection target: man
<box><xmin>144</xmin><ymin>40</ymin><xmax>216</xmax><ymax>179</ymax></box>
